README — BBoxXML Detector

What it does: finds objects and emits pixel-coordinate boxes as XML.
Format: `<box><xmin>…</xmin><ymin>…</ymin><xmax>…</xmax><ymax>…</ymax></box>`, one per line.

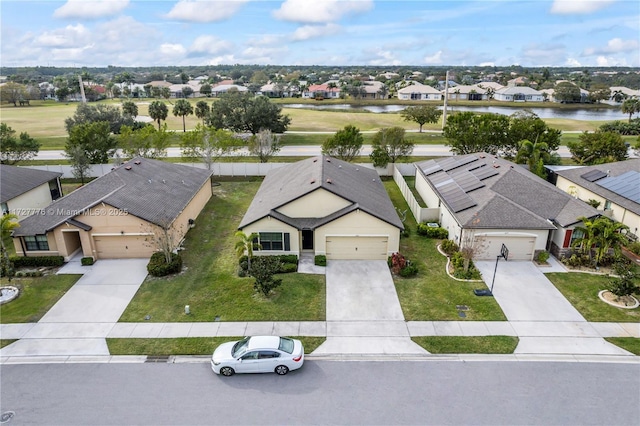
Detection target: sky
<box><xmin>1</xmin><ymin>0</ymin><xmax>638</xmax><ymax>68</ymax></box>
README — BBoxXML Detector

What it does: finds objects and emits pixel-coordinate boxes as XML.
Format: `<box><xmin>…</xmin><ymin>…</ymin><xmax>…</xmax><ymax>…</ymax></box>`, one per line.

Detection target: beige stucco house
<box><xmin>12</xmin><ymin>157</ymin><xmax>212</xmax><ymax>261</ymax></box>
<box><xmin>238</xmin><ymin>156</ymin><xmax>403</xmax><ymax>260</ymax></box>
<box><xmin>551</xmin><ymin>159</ymin><xmax>640</xmax><ymax>243</ymax></box>
<box><xmin>414</xmin><ymin>154</ymin><xmax>599</xmax><ymax>260</ymax></box>
<box><xmin>1</xmin><ymin>165</ymin><xmax>62</xmax><ymax>220</ymax></box>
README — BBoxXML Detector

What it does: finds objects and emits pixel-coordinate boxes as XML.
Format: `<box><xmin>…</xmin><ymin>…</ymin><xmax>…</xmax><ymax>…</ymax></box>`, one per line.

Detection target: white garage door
<box><xmin>93</xmin><ymin>235</ymin><xmax>153</xmax><ymax>259</ymax></box>
<box><xmin>474</xmin><ymin>235</ymin><xmax>536</xmax><ymax>261</ymax></box>
<box><xmin>325</xmin><ymin>236</ymin><xmax>388</xmax><ymax>260</ymax></box>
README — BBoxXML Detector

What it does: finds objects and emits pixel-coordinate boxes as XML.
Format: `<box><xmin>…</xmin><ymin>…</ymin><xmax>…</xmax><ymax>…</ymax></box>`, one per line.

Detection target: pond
<box><xmin>282</xmin><ymin>103</ymin><xmax>626</xmax><ymax>121</ymax></box>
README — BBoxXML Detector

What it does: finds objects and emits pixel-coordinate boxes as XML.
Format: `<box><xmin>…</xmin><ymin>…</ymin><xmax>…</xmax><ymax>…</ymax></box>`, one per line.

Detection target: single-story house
<box><xmin>238</xmin><ymin>156</ymin><xmax>404</xmax><ymax>260</ymax></box>
<box><xmin>397</xmin><ymin>82</ymin><xmax>441</xmax><ymax>101</ymax></box>
<box><xmin>414</xmin><ymin>153</ymin><xmax>599</xmax><ymax>260</ymax></box>
<box><xmin>493</xmin><ymin>86</ymin><xmax>544</xmax><ymax>102</ymax></box>
<box><xmin>550</xmin><ymin>159</ymin><xmax>640</xmax><ymax>242</ymax></box>
<box><xmin>12</xmin><ymin>157</ymin><xmax>213</xmax><ymax>261</ymax></box>
<box><xmin>1</xmin><ymin>165</ymin><xmax>63</xmax><ymax>220</ymax></box>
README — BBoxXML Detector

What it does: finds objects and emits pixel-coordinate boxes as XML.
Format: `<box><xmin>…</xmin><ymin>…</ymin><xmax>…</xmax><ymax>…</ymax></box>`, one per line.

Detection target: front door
<box><xmin>302</xmin><ymin>230</ymin><xmax>314</xmax><ymax>250</ymax></box>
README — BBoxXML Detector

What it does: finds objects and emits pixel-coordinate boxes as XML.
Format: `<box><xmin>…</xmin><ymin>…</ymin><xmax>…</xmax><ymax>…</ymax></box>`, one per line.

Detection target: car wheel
<box><xmin>275</xmin><ymin>365</ymin><xmax>289</xmax><ymax>375</ymax></box>
<box><xmin>220</xmin><ymin>367</ymin><xmax>235</xmax><ymax>376</ymax></box>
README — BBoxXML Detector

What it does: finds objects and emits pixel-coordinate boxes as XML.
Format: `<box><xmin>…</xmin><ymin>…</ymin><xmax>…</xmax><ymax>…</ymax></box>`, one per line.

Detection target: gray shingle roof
<box><xmin>553</xmin><ymin>159</ymin><xmax>640</xmax><ymax>216</ymax></box>
<box><xmin>1</xmin><ymin>165</ymin><xmax>62</xmax><ymax>203</ymax></box>
<box><xmin>416</xmin><ymin>153</ymin><xmax>599</xmax><ymax>230</ymax></box>
<box><xmin>239</xmin><ymin>156</ymin><xmax>403</xmax><ymax>230</ymax></box>
<box><xmin>13</xmin><ymin>157</ymin><xmax>212</xmax><ymax>236</ymax></box>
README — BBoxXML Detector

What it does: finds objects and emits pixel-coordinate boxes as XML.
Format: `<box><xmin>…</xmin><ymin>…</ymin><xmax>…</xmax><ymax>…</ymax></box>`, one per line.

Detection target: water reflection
<box><xmin>283</xmin><ymin>103</ymin><xmax>625</xmax><ymax>121</ymax></box>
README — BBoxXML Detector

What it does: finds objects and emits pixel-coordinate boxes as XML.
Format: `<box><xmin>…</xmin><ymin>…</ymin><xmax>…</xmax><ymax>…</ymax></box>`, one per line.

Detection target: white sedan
<box><xmin>211</xmin><ymin>336</ymin><xmax>304</xmax><ymax>376</ymax></box>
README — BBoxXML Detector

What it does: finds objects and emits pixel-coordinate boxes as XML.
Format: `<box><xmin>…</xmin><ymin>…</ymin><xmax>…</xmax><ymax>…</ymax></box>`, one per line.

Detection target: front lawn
<box><xmin>383</xmin><ymin>180</ymin><xmax>506</xmax><ymax>321</ymax></box>
<box><xmin>545</xmin><ymin>272</ymin><xmax>639</xmax><ymax>322</ymax></box>
<box><xmin>119</xmin><ymin>181</ymin><xmax>326</xmax><ymax>322</ymax></box>
<box><xmin>106</xmin><ymin>337</ymin><xmax>326</xmax><ymax>356</ymax></box>
<box><xmin>0</xmin><ymin>274</ymin><xmax>81</xmax><ymax>323</ymax></box>
<box><xmin>412</xmin><ymin>336</ymin><xmax>519</xmax><ymax>354</ymax></box>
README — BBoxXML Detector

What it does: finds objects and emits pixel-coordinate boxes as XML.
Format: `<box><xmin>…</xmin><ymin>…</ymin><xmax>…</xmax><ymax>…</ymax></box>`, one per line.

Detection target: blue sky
<box><xmin>1</xmin><ymin>0</ymin><xmax>638</xmax><ymax>68</ymax></box>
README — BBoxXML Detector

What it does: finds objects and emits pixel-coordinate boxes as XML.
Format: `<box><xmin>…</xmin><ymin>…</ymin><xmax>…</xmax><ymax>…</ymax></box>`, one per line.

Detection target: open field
<box><xmin>0</xmin><ymin>99</ymin><xmax>625</xmax><ymax>150</ymax></box>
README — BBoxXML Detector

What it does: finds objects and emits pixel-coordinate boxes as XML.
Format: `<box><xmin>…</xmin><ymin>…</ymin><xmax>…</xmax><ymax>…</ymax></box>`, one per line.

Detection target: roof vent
<box><xmin>125</xmin><ymin>166</ymin><xmax>132</xmax><ymax>170</ymax></box>
<box><xmin>134</xmin><ymin>160</ymin><xmax>141</xmax><ymax>165</ymax></box>
<box><xmin>326</xmin><ymin>178</ymin><xmax>332</xmax><ymax>184</ymax></box>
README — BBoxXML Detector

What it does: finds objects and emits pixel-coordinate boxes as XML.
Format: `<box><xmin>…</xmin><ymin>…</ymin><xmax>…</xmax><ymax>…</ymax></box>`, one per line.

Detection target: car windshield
<box><xmin>232</xmin><ymin>337</ymin><xmax>251</xmax><ymax>358</ymax></box>
<box><xmin>278</xmin><ymin>337</ymin><xmax>294</xmax><ymax>354</ymax></box>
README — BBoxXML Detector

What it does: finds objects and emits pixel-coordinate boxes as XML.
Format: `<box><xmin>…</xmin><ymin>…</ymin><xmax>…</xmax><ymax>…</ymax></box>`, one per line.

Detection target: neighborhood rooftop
<box><xmin>13</xmin><ymin>157</ymin><xmax>212</xmax><ymax>236</ymax></box>
<box><xmin>239</xmin><ymin>155</ymin><xmax>403</xmax><ymax>230</ymax></box>
<box><xmin>416</xmin><ymin>153</ymin><xmax>599</xmax><ymax>230</ymax></box>
<box><xmin>0</xmin><ymin>165</ymin><xmax>62</xmax><ymax>203</ymax></box>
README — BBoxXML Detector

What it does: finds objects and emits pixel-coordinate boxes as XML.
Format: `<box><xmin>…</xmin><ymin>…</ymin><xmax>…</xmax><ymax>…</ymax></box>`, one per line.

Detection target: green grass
<box><xmin>119</xmin><ymin>181</ymin><xmax>326</xmax><ymax>322</ymax></box>
<box><xmin>384</xmin><ymin>180</ymin><xmax>506</xmax><ymax>321</ymax></box>
<box><xmin>605</xmin><ymin>338</ymin><xmax>640</xmax><ymax>355</ymax></box>
<box><xmin>0</xmin><ymin>274</ymin><xmax>81</xmax><ymax>323</ymax></box>
<box><xmin>412</xmin><ymin>336</ymin><xmax>519</xmax><ymax>354</ymax></box>
<box><xmin>545</xmin><ymin>272</ymin><xmax>640</xmax><ymax>322</ymax></box>
<box><xmin>106</xmin><ymin>336</ymin><xmax>326</xmax><ymax>356</ymax></box>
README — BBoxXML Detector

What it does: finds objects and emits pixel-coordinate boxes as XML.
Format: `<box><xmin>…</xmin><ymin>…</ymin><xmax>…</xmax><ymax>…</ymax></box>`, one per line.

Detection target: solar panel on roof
<box><xmin>581</xmin><ymin>169</ymin><xmax>608</xmax><ymax>182</ymax></box>
<box><xmin>596</xmin><ymin>171</ymin><xmax>640</xmax><ymax>203</ymax></box>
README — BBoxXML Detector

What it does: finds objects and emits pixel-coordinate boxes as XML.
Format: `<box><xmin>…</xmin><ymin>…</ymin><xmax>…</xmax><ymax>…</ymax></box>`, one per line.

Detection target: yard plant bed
<box><xmin>119</xmin><ymin>181</ymin><xmax>325</xmax><ymax>322</ymax></box>
<box><xmin>412</xmin><ymin>336</ymin><xmax>519</xmax><ymax>354</ymax></box>
<box><xmin>546</xmin><ymin>272</ymin><xmax>639</xmax><ymax>322</ymax></box>
<box><xmin>107</xmin><ymin>337</ymin><xmax>326</xmax><ymax>356</ymax></box>
<box><xmin>0</xmin><ymin>274</ymin><xmax>81</xmax><ymax>323</ymax></box>
<box><xmin>384</xmin><ymin>181</ymin><xmax>506</xmax><ymax>321</ymax></box>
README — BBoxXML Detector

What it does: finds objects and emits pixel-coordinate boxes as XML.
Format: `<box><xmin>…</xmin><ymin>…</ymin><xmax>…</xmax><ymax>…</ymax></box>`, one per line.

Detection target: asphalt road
<box><xmin>1</xmin><ymin>360</ymin><xmax>638</xmax><ymax>425</ymax></box>
<box><xmin>33</xmin><ymin>144</ymin><xmax>574</xmax><ymax>160</ymax></box>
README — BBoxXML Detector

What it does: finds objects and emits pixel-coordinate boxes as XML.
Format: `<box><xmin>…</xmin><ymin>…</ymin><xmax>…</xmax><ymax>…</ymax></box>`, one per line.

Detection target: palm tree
<box><xmin>234</xmin><ymin>231</ymin><xmax>260</xmax><ymax>271</ymax></box>
<box><xmin>1</xmin><ymin>213</ymin><xmax>19</xmax><ymax>280</ymax></box>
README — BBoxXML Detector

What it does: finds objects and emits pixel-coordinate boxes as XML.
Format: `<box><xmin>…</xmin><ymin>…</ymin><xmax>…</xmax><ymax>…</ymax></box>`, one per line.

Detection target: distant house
<box><xmin>494</xmin><ymin>86</ymin><xmax>544</xmax><ymax>102</ymax></box>
<box><xmin>397</xmin><ymin>82</ymin><xmax>441</xmax><ymax>101</ymax></box>
<box><xmin>1</xmin><ymin>165</ymin><xmax>63</xmax><ymax>220</ymax></box>
<box><xmin>550</xmin><ymin>159</ymin><xmax>640</xmax><ymax>242</ymax></box>
<box><xmin>238</xmin><ymin>156</ymin><xmax>403</xmax><ymax>260</ymax></box>
<box><xmin>12</xmin><ymin>158</ymin><xmax>212</xmax><ymax>261</ymax></box>
<box><xmin>302</xmin><ymin>83</ymin><xmax>340</xmax><ymax>99</ymax></box>
<box><xmin>413</xmin><ymin>154</ymin><xmax>599</xmax><ymax>260</ymax></box>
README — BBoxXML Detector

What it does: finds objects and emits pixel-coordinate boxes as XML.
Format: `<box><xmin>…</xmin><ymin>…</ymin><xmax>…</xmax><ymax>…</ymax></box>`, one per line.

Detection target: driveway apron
<box><xmin>0</xmin><ymin>259</ymin><xmax>148</xmax><ymax>357</ymax></box>
<box><xmin>474</xmin><ymin>260</ymin><xmax>631</xmax><ymax>355</ymax></box>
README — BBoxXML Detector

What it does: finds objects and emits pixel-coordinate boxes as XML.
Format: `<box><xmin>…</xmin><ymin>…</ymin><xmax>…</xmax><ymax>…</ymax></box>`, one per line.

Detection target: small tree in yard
<box><xmin>250</xmin><ymin>255</ymin><xmax>283</xmax><ymax>297</ymax></box>
<box><xmin>235</xmin><ymin>231</ymin><xmax>260</xmax><ymax>271</ymax></box>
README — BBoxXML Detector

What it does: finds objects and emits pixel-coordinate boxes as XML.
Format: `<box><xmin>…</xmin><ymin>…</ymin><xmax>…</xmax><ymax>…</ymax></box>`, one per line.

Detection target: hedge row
<box><xmin>9</xmin><ymin>256</ymin><xmax>64</xmax><ymax>267</ymax></box>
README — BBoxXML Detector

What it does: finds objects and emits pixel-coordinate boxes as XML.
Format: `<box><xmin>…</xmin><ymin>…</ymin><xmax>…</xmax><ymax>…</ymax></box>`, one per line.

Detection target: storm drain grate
<box><xmin>145</xmin><ymin>355</ymin><xmax>170</xmax><ymax>363</ymax></box>
<box><xmin>1</xmin><ymin>411</ymin><xmax>15</xmax><ymax>423</ymax></box>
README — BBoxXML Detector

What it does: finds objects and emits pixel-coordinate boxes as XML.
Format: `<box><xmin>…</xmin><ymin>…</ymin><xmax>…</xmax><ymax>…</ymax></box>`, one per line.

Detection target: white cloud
<box><xmin>550</xmin><ymin>0</ymin><xmax>616</xmax><ymax>15</ymax></box>
<box><xmin>165</xmin><ymin>0</ymin><xmax>248</xmax><ymax>23</ymax></box>
<box><xmin>54</xmin><ymin>0</ymin><xmax>129</xmax><ymax>19</ymax></box>
<box><xmin>291</xmin><ymin>24</ymin><xmax>340</xmax><ymax>41</ymax></box>
<box><xmin>35</xmin><ymin>24</ymin><xmax>89</xmax><ymax>47</ymax></box>
<box><xmin>582</xmin><ymin>38</ymin><xmax>640</xmax><ymax>55</ymax></box>
<box><xmin>273</xmin><ymin>0</ymin><xmax>373</xmax><ymax>24</ymax></box>
<box><xmin>423</xmin><ymin>50</ymin><xmax>443</xmax><ymax>64</ymax></box>
<box><xmin>189</xmin><ymin>35</ymin><xmax>234</xmax><ymax>55</ymax></box>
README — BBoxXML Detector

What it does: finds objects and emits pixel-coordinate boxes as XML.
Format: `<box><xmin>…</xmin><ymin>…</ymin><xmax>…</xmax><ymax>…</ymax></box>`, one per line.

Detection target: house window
<box><xmin>24</xmin><ymin>235</ymin><xmax>49</xmax><ymax>251</ymax></box>
<box><xmin>258</xmin><ymin>232</ymin><xmax>290</xmax><ymax>251</ymax></box>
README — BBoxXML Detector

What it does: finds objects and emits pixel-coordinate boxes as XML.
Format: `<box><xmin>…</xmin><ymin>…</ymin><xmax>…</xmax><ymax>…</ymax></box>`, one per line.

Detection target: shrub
<box><xmin>315</xmin><ymin>255</ymin><xmax>326</xmax><ymax>266</ymax></box>
<box><xmin>627</xmin><ymin>242</ymin><xmax>640</xmax><ymax>256</ymax></box>
<box><xmin>440</xmin><ymin>240</ymin><xmax>459</xmax><ymax>256</ymax></box>
<box><xmin>147</xmin><ymin>252</ymin><xmax>182</xmax><ymax>277</ymax></box>
<box><xmin>399</xmin><ymin>263</ymin><xmax>418</xmax><ymax>277</ymax></box>
<box><xmin>81</xmin><ymin>257</ymin><xmax>94</xmax><ymax>266</ymax></box>
<box><xmin>9</xmin><ymin>256</ymin><xmax>64</xmax><ymax>268</ymax></box>
<box><xmin>535</xmin><ymin>251</ymin><xmax>550</xmax><ymax>264</ymax></box>
<box><xmin>416</xmin><ymin>224</ymin><xmax>449</xmax><ymax>239</ymax></box>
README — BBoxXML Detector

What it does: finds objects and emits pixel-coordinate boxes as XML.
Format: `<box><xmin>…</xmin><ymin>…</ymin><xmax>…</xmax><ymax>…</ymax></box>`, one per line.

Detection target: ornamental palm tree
<box><xmin>1</xmin><ymin>213</ymin><xmax>19</xmax><ymax>280</ymax></box>
<box><xmin>234</xmin><ymin>231</ymin><xmax>260</xmax><ymax>272</ymax></box>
